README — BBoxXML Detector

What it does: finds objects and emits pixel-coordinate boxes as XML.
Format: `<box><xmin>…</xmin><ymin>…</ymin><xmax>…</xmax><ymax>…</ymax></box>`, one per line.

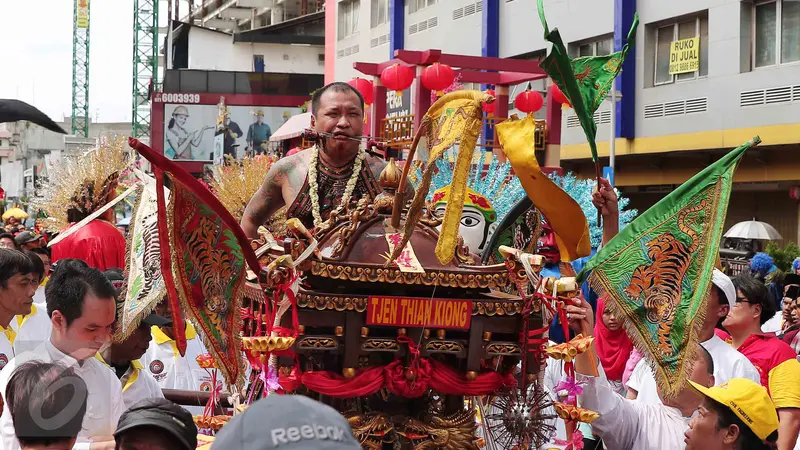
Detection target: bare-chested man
<box><xmin>242</xmin><ymin>82</ymin><xmax>395</xmax><ymax>238</ymax></box>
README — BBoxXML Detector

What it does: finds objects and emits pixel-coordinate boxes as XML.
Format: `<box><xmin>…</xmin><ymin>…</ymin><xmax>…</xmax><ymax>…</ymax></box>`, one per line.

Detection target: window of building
<box><xmin>654</xmin><ymin>15</ymin><xmax>708</xmax><ymax>85</ymax></box>
<box><xmin>573</xmin><ymin>37</ymin><xmax>614</xmax><ymax>57</ymax></box>
<box><xmin>408</xmin><ymin>0</ymin><xmax>435</xmax><ymax>14</ymax></box>
<box><xmin>753</xmin><ymin>0</ymin><xmax>800</xmax><ymax>68</ymax></box>
<box><xmin>371</xmin><ymin>0</ymin><xmax>389</xmax><ymax>27</ymax></box>
<box><xmin>253</xmin><ymin>55</ymin><xmax>265</xmax><ymax>73</ymax></box>
<box><xmin>338</xmin><ymin>0</ymin><xmax>360</xmax><ymax>40</ymax></box>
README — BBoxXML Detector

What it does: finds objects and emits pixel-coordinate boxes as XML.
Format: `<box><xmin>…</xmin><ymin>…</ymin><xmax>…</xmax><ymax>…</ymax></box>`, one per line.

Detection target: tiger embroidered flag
<box><xmin>128</xmin><ymin>138</ymin><xmax>262</xmax><ymax>389</ymax></box>
<box><xmin>117</xmin><ymin>174</ymin><xmax>169</xmax><ymax>342</ymax></box>
<box><xmin>577</xmin><ymin>137</ymin><xmax>760</xmax><ymax>398</ymax></box>
<box><xmin>537</xmin><ymin>0</ymin><xmax>638</xmax><ymax>164</ymax></box>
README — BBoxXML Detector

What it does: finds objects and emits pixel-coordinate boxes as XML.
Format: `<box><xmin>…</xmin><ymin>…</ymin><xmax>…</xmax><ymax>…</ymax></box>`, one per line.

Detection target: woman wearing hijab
<box><xmin>594</xmin><ymin>296</ymin><xmax>633</xmax><ymax>394</ymax></box>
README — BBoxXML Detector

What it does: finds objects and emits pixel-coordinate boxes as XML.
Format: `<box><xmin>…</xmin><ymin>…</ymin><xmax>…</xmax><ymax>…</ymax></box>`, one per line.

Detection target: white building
<box><xmin>326</xmin><ymin>0</ymin><xmax>800</xmax><ymax>244</ymax></box>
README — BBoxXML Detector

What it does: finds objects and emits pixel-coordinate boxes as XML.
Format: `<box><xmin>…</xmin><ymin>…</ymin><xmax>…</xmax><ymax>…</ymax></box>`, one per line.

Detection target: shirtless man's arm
<box><xmin>242</xmin><ymin>151</ymin><xmax>310</xmax><ymax>238</ymax></box>
<box><xmin>241</xmin><ymin>158</ymin><xmax>290</xmax><ymax>239</ymax></box>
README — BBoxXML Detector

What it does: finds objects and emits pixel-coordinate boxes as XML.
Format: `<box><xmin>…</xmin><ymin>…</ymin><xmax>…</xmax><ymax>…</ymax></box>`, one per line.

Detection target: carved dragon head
<box><xmin>346</xmin><ymin>412</ymin><xmax>393</xmax><ymax>450</ymax></box>
<box><xmin>398</xmin><ymin>411</ymin><xmax>479</xmax><ymax>450</ymax></box>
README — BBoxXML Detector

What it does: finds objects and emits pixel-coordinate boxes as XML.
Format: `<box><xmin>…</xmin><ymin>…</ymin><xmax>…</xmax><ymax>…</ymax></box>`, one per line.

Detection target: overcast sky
<box><xmin>0</xmin><ymin>1</ymin><xmax>190</xmax><ymax>124</ymax></box>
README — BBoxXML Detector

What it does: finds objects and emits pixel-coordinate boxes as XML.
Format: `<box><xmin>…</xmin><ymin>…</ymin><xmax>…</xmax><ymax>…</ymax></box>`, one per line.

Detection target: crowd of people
<box><xmin>0</xmin><ymin>221</ymin><xmax>366</xmax><ymax>450</ymax></box>
<box><xmin>539</xmin><ymin>248</ymin><xmax>800</xmax><ymax>450</ymax></box>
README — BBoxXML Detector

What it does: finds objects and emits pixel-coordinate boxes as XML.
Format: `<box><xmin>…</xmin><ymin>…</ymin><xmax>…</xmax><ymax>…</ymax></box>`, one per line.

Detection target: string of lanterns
<box><xmin>349</xmin><ymin>62</ymin><xmax>573</xmax><ymax>116</ymax></box>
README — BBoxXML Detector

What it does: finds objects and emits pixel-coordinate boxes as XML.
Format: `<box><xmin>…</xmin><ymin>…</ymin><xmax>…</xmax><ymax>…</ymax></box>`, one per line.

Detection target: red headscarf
<box><xmin>594</xmin><ymin>296</ymin><xmax>633</xmax><ymax>381</ymax></box>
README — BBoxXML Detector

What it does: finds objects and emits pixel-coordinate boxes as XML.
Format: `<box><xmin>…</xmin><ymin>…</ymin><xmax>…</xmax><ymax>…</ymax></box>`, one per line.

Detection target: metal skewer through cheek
<box><xmin>302</xmin><ymin>129</ymin><xmax>389</xmax><ymax>158</ymax></box>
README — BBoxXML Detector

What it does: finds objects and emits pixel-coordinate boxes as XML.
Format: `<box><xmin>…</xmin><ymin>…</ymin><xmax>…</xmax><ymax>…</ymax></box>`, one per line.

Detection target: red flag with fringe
<box><xmin>128</xmin><ymin>138</ymin><xmax>261</xmax><ymax>388</ymax></box>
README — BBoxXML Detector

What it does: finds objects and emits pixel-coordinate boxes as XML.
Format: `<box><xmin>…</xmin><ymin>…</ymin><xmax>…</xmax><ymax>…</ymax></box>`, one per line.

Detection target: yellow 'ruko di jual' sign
<box><xmin>669</xmin><ymin>37</ymin><xmax>700</xmax><ymax>75</ymax></box>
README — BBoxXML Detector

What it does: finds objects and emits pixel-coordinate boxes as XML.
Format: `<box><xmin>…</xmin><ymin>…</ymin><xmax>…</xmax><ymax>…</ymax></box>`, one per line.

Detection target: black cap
<box><xmin>14</xmin><ymin>231</ymin><xmax>40</xmax><ymax>246</ymax></box>
<box><xmin>114</xmin><ymin>398</ymin><xmax>197</xmax><ymax>450</ymax></box>
<box><xmin>142</xmin><ymin>311</ymin><xmax>172</xmax><ymax>327</ymax></box>
<box><xmin>212</xmin><ymin>395</ymin><xmax>361</xmax><ymax>450</ymax></box>
<box><xmin>785</xmin><ymin>273</ymin><xmax>800</xmax><ymax>287</ymax></box>
<box><xmin>785</xmin><ymin>274</ymin><xmax>800</xmax><ymax>299</ymax></box>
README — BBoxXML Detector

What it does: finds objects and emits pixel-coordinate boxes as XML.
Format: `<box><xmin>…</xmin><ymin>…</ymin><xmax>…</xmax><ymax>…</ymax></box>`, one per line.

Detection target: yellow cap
<box><xmin>689</xmin><ymin>378</ymin><xmax>779</xmax><ymax>441</ymax></box>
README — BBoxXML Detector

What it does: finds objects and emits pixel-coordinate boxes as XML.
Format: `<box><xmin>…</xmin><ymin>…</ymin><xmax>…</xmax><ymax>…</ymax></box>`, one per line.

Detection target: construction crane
<box><xmin>71</xmin><ymin>0</ymin><xmax>159</xmax><ymax>142</ymax></box>
<box><xmin>71</xmin><ymin>0</ymin><xmax>90</xmax><ymax>137</ymax></box>
<box><xmin>132</xmin><ymin>0</ymin><xmax>160</xmax><ymax>144</ymax></box>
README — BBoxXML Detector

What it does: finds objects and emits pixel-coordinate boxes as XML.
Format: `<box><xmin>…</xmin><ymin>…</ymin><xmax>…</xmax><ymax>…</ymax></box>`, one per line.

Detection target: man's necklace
<box><xmin>308</xmin><ymin>145</ymin><xmax>366</xmax><ymax>228</ymax></box>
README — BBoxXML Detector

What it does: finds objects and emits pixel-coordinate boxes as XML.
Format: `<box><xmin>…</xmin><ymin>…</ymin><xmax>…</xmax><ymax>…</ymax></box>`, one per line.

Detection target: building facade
<box><xmin>0</xmin><ymin>120</ymin><xmax>131</xmax><ymax>200</ymax></box>
<box><xmin>327</xmin><ymin>0</ymin><xmax>800</xmax><ymax>245</ymax></box>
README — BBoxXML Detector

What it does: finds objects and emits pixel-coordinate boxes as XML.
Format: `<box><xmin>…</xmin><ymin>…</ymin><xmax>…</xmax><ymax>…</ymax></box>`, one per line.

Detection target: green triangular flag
<box><xmin>578</xmin><ymin>137</ymin><xmax>760</xmax><ymax>398</ymax></box>
<box><xmin>537</xmin><ymin>0</ymin><xmax>639</xmax><ymax>162</ymax></box>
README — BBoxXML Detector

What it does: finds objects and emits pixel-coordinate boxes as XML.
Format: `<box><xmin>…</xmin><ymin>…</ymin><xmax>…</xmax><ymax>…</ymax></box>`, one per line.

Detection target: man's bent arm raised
<box><xmin>241</xmin><ymin>160</ymin><xmax>290</xmax><ymax>239</ymax></box>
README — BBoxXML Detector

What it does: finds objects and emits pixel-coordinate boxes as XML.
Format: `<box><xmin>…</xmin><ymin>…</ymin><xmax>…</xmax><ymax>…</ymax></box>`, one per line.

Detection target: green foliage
<box><xmin>300</xmin><ymin>88</ymin><xmax>321</xmax><ymax>114</ymax></box>
<box><xmin>765</xmin><ymin>241</ymin><xmax>800</xmax><ymax>272</ymax></box>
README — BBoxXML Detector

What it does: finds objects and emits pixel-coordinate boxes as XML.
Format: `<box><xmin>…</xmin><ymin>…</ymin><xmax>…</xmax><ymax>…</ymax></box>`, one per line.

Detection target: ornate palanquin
<box><xmin>245</xmin><ymin>160</ymin><xmax>550</xmax><ymax>450</ymax></box>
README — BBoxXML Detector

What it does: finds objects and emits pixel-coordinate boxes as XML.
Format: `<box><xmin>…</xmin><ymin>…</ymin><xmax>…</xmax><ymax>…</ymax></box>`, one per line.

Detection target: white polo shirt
<box><xmin>142</xmin><ymin>322</ymin><xmax>222</xmax><ymax>415</ymax></box>
<box><xmin>0</xmin><ymin>325</ymin><xmax>15</xmax><ymax>371</ymax></box>
<box><xmin>0</xmin><ymin>339</ymin><xmax>126</xmax><ymax>450</ymax></box>
<box><xmin>96</xmin><ymin>354</ymin><xmax>164</xmax><ymax>409</ymax></box>
<box><xmin>11</xmin><ymin>302</ymin><xmax>53</xmax><ymax>355</ymax></box>
<box><xmin>627</xmin><ymin>334</ymin><xmax>761</xmax><ymax>405</ymax></box>
<box><xmin>142</xmin><ymin>321</ymin><xmax>219</xmax><ymax>390</ymax></box>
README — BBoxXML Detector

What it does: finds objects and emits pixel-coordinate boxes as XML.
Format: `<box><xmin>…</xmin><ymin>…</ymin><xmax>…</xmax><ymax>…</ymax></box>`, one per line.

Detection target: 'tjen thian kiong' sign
<box><xmin>367</xmin><ymin>296</ymin><xmax>472</xmax><ymax>330</ymax></box>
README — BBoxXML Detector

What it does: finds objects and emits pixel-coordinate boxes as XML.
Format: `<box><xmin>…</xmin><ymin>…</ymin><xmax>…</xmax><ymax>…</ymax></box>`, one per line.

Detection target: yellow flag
<box><xmin>387</xmin><ymin>90</ymin><xmax>490</xmax><ymax>266</ymax></box>
<box><xmin>496</xmin><ymin>115</ymin><xmax>591</xmax><ymax>261</ymax></box>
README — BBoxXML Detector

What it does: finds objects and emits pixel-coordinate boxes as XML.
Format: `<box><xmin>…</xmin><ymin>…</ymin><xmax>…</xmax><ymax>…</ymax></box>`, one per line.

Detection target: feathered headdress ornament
<box><xmin>408</xmin><ymin>151</ymin><xmax>526</xmax><ymax>228</ymax></box>
<box><xmin>34</xmin><ymin>136</ymin><xmax>130</xmax><ymax>231</ymax></box>
<box><xmin>208</xmin><ymin>155</ymin><xmax>275</xmax><ymax>219</ymax></box>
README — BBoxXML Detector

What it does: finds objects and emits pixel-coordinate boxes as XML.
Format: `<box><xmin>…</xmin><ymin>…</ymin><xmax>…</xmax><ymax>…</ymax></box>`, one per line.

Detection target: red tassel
<box><xmin>153</xmin><ymin>167</ymin><xmax>187</xmax><ymax>356</ymax></box>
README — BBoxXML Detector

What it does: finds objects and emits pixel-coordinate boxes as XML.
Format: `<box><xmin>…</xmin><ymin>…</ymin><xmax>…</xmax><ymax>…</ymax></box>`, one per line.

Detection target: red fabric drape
<box><xmin>385</xmin><ymin>360</ymin><xmax>431</xmax><ymax>398</ymax></box>
<box><xmin>284</xmin><ymin>359</ymin><xmax>516</xmax><ymax>398</ymax></box>
<box><xmin>427</xmin><ymin>359</ymin><xmax>517</xmax><ymax>396</ymax></box>
<box><xmin>301</xmin><ymin>366</ymin><xmax>385</xmax><ymax>398</ymax></box>
<box><xmin>51</xmin><ymin>220</ymin><xmax>125</xmax><ymax>271</ymax></box>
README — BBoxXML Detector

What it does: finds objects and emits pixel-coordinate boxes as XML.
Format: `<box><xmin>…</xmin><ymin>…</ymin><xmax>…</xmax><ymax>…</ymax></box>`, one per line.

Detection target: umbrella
<box><xmin>724</xmin><ymin>220</ymin><xmax>783</xmax><ymax>240</ymax></box>
<box><xmin>0</xmin><ymin>99</ymin><xmax>67</xmax><ymax>134</ymax></box>
<box><xmin>269</xmin><ymin>112</ymin><xmax>311</xmax><ymax>142</ymax></box>
<box><xmin>2</xmin><ymin>207</ymin><xmax>29</xmax><ymax>221</ymax></box>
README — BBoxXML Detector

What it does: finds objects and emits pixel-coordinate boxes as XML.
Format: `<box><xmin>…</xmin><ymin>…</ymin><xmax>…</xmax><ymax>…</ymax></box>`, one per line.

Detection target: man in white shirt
<box><xmin>97</xmin><ymin>306</ymin><xmax>167</xmax><ymax>408</ymax></box>
<box><xmin>142</xmin><ymin>300</ymin><xmax>220</xmax><ymax>415</ymax></box>
<box><xmin>568</xmin><ymin>295</ymin><xmax>715</xmax><ymax>450</ymax></box>
<box><xmin>627</xmin><ymin>269</ymin><xmax>760</xmax><ymax>405</ymax></box>
<box><xmin>11</xmin><ymin>250</ymin><xmax>52</xmax><ymax>355</ymax></box>
<box><xmin>0</xmin><ymin>249</ymin><xmax>38</xmax><ymax>370</ymax></box>
<box><xmin>0</xmin><ymin>259</ymin><xmax>125</xmax><ymax>450</ymax></box>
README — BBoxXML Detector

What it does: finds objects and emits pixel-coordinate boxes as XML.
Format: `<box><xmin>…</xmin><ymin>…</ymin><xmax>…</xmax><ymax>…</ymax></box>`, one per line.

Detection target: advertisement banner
<box><xmin>163</xmin><ymin>103</ymin><xmax>301</xmax><ymax>161</ymax></box>
<box><xmin>668</xmin><ymin>37</ymin><xmax>700</xmax><ymax>75</ymax></box>
<box><xmin>77</xmin><ymin>0</ymin><xmax>89</xmax><ymax>29</ymax></box>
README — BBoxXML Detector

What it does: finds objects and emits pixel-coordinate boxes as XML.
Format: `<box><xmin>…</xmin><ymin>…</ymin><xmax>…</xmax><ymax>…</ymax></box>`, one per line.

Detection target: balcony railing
<box><xmin>379</xmin><ymin>114</ymin><xmax>548</xmax><ymax>154</ymax></box>
<box><xmin>379</xmin><ymin>114</ymin><xmax>415</xmax><ymax>149</ymax></box>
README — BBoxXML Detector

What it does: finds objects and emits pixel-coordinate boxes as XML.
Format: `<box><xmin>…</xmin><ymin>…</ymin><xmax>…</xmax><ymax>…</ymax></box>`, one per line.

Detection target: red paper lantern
<box><xmin>483</xmin><ymin>89</ymin><xmax>496</xmax><ymax>114</ymax></box>
<box><xmin>515</xmin><ymin>89</ymin><xmax>544</xmax><ymax>114</ymax></box>
<box><xmin>348</xmin><ymin>77</ymin><xmax>374</xmax><ymax>105</ymax></box>
<box><xmin>380</xmin><ymin>64</ymin><xmax>415</xmax><ymax>95</ymax></box>
<box><xmin>551</xmin><ymin>83</ymin><xmax>571</xmax><ymax>107</ymax></box>
<box><xmin>421</xmin><ymin>63</ymin><xmax>455</xmax><ymax>95</ymax></box>
<box><xmin>790</xmin><ymin>186</ymin><xmax>800</xmax><ymax>201</ymax></box>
